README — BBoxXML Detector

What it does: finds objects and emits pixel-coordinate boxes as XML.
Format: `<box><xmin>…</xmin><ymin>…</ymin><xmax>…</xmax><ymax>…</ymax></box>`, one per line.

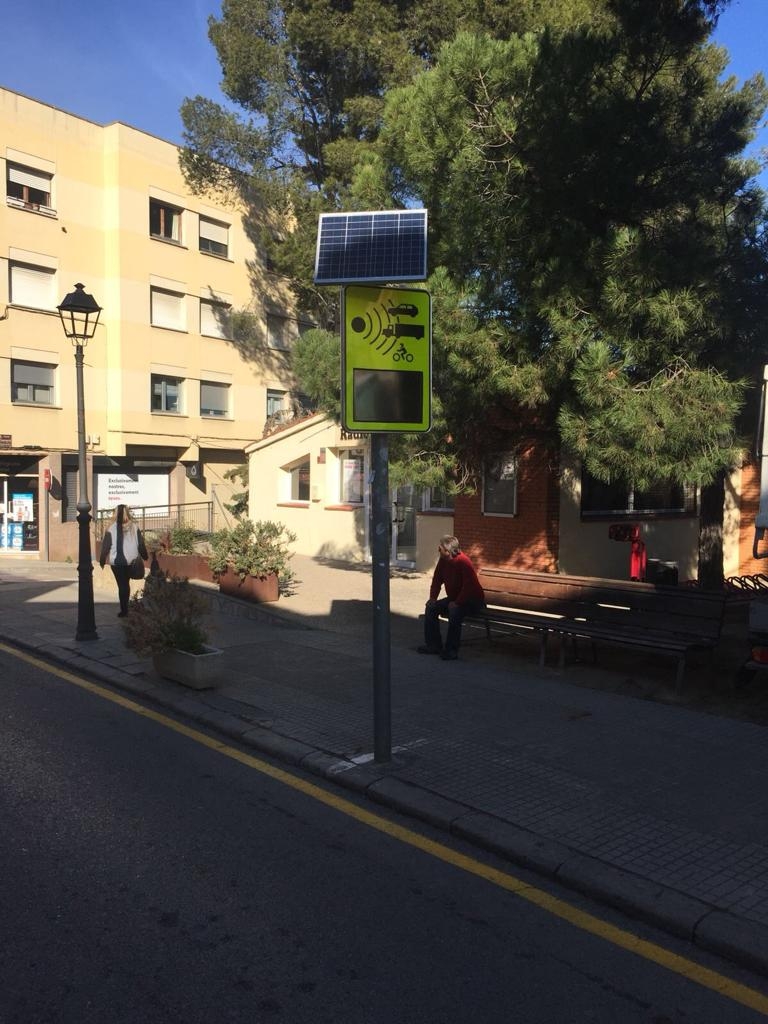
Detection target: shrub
<box><xmin>169</xmin><ymin>524</ymin><xmax>197</xmax><ymax>554</ymax></box>
<box><xmin>121</xmin><ymin>573</ymin><xmax>210</xmax><ymax>655</ymax></box>
<box><xmin>208</xmin><ymin>520</ymin><xmax>296</xmax><ymax>585</ymax></box>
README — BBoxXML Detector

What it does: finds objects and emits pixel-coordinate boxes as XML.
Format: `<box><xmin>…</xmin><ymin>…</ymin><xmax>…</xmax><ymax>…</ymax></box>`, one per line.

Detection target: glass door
<box><xmin>391</xmin><ymin>485</ymin><xmax>417</xmax><ymax>566</ymax></box>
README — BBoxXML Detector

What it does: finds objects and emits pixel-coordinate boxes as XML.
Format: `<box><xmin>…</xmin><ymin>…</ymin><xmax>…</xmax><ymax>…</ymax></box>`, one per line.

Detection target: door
<box><xmin>391</xmin><ymin>485</ymin><xmax>417</xmax><ymax>566</ymax></box>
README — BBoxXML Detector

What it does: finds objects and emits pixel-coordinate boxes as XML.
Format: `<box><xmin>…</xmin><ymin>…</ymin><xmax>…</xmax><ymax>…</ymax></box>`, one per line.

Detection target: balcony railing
<box><xmin>94</xmin><ymin>501</ymin><xmax>217</xmax><ymax>542</ymax></box>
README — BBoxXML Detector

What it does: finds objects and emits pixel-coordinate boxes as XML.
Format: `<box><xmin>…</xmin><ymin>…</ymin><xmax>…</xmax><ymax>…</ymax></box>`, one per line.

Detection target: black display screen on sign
<box><xmin>352</xmin><ymin>368</ymin><xmax>424</xmax><ymax>424</ymax></box>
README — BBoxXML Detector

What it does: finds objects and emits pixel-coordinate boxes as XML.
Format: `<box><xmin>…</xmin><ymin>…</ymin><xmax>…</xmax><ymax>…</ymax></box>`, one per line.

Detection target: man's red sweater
<box><xmin>429</xmin><ymin>552</ymin><xmax>484</xmax><ymax>606</ymax></box>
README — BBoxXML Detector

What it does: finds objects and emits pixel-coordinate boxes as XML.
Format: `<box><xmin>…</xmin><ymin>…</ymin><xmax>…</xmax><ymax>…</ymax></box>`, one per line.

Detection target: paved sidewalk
<box><xmin>3</xmin><ymin>553</ymin><xmax>768</xmax><ymax>977</ymax></box>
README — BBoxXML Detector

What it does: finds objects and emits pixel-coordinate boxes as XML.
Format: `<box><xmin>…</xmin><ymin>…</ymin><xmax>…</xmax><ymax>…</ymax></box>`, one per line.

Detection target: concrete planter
<box><xmin>152</xmin><ymin>644</ymin><xmax>223</xmax><ymax>690</ymax></box>
<box><xmin>217</xmin><ymin>569</ymin><xmax>280</xmax><ymax>604</ymax></box>
<box><xmin>155</xmin><ymin>552</ymin><xmax>215</xmax><ymax>584</ymax></box>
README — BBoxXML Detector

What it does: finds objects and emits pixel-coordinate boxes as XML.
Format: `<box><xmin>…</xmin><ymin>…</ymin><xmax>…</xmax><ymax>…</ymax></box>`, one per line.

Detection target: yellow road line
<box><xmin>4</xmin><ymin>641</ymin><xmax>768</xmax><ymax>1016</ymax></box>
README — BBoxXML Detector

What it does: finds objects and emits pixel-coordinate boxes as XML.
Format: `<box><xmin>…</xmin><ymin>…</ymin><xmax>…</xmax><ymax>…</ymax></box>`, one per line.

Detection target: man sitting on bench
<box><xmin>418</xmin><ymin>535</ymin><xmax>485</xmax><ymax>661</ymax></box>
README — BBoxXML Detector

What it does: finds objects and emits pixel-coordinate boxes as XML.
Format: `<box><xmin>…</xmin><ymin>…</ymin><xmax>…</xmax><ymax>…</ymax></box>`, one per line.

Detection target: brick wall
<box><xmin>739</xmin><ymin>459</ymin><xmax>763</xmax><ymax>576</ymax></box>
<box><xmin>454</xmin><ymin>442</ymin><xmax>559</xmax><ymax>571</ymax></box>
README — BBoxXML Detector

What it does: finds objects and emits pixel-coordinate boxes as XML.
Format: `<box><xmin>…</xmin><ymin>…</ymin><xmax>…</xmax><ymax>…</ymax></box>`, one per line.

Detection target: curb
<box><xmin>4</xmin><ymin>627</ymin><xmax>768</xmax><ymax>979</ymax></box>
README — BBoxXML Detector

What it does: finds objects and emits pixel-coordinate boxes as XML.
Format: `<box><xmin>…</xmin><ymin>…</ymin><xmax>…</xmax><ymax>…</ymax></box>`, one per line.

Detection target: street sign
<box><xmin>342</xmin><ymin>284</ymin><xmax>431</xmax><ymax>433</ymax></box>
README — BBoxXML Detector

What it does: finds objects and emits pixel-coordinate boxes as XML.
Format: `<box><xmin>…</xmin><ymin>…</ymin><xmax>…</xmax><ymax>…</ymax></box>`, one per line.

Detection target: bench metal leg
<box><xmin>558</xmin><ymin>634</ymin><xmax>566</xmax><ymax>669</ymax></box>
<box><xmin>539</xmin><ymin>630</ymin><xmax>548</xmax><ymax>667</ymax></box>
<box><xmin>675</xmin><ymin>655</ymin><xmax>686</xmax><ymax>692</ymax></box>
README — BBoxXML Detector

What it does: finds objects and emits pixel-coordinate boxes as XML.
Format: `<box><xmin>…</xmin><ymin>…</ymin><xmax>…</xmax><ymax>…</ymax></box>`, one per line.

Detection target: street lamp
<box><xmin>58</xmin><ymin>283</ymin><xmax>102</xmax><ymax>641</ymax></box>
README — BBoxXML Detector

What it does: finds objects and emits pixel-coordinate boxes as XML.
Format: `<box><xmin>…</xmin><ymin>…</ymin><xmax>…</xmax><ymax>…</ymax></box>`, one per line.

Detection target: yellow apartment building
<box><xmin>0</xmin><ymin>87</ymin><xmax>304</xmax><ymax>560</ymax></box>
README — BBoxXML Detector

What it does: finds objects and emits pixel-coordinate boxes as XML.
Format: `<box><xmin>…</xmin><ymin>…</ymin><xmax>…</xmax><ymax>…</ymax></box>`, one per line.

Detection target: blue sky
<box><xmin>2</xmin><ymin>0</ymin><xmax>766</xmax><ymax>184</ymax></box>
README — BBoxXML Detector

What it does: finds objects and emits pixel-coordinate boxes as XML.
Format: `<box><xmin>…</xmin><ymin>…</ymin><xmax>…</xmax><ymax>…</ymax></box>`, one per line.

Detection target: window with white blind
<box><xmin>6</xmin><ymin>163</ymin><xmax>53</xmax><ymax>212</ymax></box>
<box><xmin>151</xmin><ymin>374</ymin><xmax>183</xmax><ymax>413</ymax></box>
<box><xmin>11</xmin><ymin>360</ymin><xmax>56</xmax><ymax>405</ymax></box>
<box><xmin>266</xmin><ymin>388</ymin><xmax>286</xmax><ymax>418</ymax></box>
<box><xmin>150</xmin><ymin>287</ymin><xmax>186</xmax><ymax>330</ymax></box>
<box><xmin>200</xmin><ymin>299</ymin><xmax>231</xmax><ymax>339</ymax></box>
<box><xmin>9</xmin><ymin>262</ymin><xmax>56</xmax><ymax>309</ymax></box>
<box><xmin>199</xmin><ymin>217</ymin><xmax>229</xmax><ymax>257</ymax></box>
<box><xmin>200</xmin><ymin>381</ymin><xmax>230</xmax><ymax>417</ymax></box>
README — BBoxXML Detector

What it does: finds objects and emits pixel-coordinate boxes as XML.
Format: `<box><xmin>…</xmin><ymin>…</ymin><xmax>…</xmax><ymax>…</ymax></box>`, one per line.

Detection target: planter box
<box><xmin>152</xmin><ymin>644</ymin><xmax>223</xmax><ymax>689</ymax></box>
<box><xmin>218</xmin><ymin>569</ymin><xmax>279</xmax><ymax>604</ymax></box>
<box><xmin>155</xmin><ymin>552</ymin><xmax>215</xmax><ymax>584</ymax></box>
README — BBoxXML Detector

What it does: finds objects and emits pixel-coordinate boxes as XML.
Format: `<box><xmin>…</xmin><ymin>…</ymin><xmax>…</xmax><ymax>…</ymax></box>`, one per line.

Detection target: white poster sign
<box><xmin>96</xmin><ymin>473</ymin><xmax>170</xmax><ymax>513</ymax></box>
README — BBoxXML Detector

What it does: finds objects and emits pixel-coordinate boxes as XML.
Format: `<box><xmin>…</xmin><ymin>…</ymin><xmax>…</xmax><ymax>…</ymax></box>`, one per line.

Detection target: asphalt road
<box><xmin>1</xmin><ymin>646</ymin><xmax>766</xmax><ymax>1024</ymax></box>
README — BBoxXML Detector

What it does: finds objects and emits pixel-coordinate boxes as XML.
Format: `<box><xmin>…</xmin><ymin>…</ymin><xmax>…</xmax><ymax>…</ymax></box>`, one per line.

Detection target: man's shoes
<box><xmin>117</xmin><ymin>611</ymin><xmax>128</xmax><ymax>618</ymax></box>
<box><xmin>440</xmin><ymin>650</ymin><xmax>459</xmax><ymax>661</ymax></box>
<box><xmin>417</xmin><ymin>645</ymin><xmax>442</xmax><ymax>655</ymax></box>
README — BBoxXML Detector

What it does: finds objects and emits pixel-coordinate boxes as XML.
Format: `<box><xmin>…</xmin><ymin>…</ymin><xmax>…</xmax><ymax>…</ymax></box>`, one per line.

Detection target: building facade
<box><xmin>1</xmin><ymin>88</ymin><xmax>301</xmax><ymax>560</ymax></box>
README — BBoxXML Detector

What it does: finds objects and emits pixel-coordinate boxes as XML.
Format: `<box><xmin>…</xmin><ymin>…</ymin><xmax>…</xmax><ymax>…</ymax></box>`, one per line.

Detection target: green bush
<box><xmin>121</xmin><ymin>573</ymin><xmax>210</xmax><ymax>655</ymax></box>
<box><xmin>208</xmin><ymin>520</ymin><xmax>296</xmax><ymax>584</ymax></box>
<box><xmin>169</xmin><ymin>524</ymin><xmax>197</xmax><ymax>554</ymax></box>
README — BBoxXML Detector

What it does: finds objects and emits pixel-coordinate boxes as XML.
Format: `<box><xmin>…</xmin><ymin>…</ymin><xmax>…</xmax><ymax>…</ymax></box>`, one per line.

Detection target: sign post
<box><xmin>314</xmin><ymin>211</ymin><xmax>430</xmax><ymax>765</ymax></box>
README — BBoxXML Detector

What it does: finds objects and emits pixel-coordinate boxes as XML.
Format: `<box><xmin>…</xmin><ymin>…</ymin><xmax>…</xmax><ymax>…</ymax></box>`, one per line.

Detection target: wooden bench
<box><xmin>460</xmin><ymin>569</ymin><xmax>727</xmax><ymax>689</ymax></box>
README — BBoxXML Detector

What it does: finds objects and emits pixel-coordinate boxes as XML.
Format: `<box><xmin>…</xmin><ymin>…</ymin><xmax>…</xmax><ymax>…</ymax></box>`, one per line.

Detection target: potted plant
<box><xmin>121</xmin><ymin>572</ymin><xmax>222</xmax><ymax>689</ymax></box>
<box><xmin>154</xmin><ymin>526</ymin><xmax>216</xmax><ymax>583</ymax></box>
<box><xmin>208</xmin><ymin>520</ymin><xmax>296</xmax><ymax>603</ymax></box>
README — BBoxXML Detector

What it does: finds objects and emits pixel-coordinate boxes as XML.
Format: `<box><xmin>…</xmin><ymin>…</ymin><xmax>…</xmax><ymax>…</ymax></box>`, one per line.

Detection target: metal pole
<box><xmin>370</xmin><ymin>433</ymin><xmax>391</xmax><ymax>762</ymax></box>
<box><xmin>74</xmin><ymin>344</ymin><xmax>97</xmax><ymax>641</ymax></box>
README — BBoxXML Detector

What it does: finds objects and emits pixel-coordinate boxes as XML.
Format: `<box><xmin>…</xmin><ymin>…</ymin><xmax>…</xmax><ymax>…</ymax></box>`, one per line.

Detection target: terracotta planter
<box><xmin>152</xmin><ymin>645</ymin><xmax>223</xmax><ymax>689</ymax></box>
<box><xmin>218</xmin><ymin>569</ymin><xmax>280</xmax><ymax>603</ymax></box>
<box><xmin>155</xmin><ymin>552</ymin><xmax>215</xmax><ymax>584</ymax></box>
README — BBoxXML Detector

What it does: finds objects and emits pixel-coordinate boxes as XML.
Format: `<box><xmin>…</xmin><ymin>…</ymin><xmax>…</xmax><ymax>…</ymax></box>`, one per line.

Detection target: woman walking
<box><xmin>99</xmin><ymin>504</ymin><xmax>148</xmax><ymax>617</ymax></box>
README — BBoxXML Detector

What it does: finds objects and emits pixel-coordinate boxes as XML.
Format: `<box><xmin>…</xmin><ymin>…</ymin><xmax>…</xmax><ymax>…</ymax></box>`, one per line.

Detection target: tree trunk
<box><xmin>698</xmin><ymin>470</ymin><xmax>725</xmax><ymax>590</ymax></box>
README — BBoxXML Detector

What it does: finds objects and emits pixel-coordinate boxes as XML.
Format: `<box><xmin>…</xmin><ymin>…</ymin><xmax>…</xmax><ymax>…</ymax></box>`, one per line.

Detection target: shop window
<box><xmin>149</xmin><ymin>199</ymin><xmax>182</xmax><ymax>243</ymax></box>
<box><xmin>581</xmin><ymin>470</ymin><xmax>696</xmax><ymax>516</ymax></box>
<box><xmin>151</xmin><ymin>374</ymin><xmax>183</xmax><ymax>414</ymax></box>
<box><xmin>9</xmin><ymin>261</ymin><xmax>56</xmax><ymax>310</ymax></box>
<box><xmin>6</xmin><ymin>162</ymin><xmax>54</xmax><ymax>213</ymax></box>
<box><xmin>200</xmin><ymin>380</ymin><xmax>230</xmax><ymax>417</ymax></box>
<box><xmin>11</xmin><ymin>360</ymin><xmax>56</xmax><ymax>405</ymax></box>
<box><xmin>200</xmin><ymin>298</ymin><xmax>231</xmax><ymax>339</ymax></box>
<box><xmin>483</xmin><ymin>453</ymin><xmax>518</xmax><ymax>516</ymax></box>
<box><xmin>150</xmin><ymin>287</ymin><xmax>186</xmax><ymax>330</ymax></box>
<box><xmin>199</xmin><ymin>216</ymin><xmax>229</xmax><ymax>257</ymax></box>
<box><xmin>340</xmin><ymin>448</ymin><xmax>365</xmax><ymax>504</ymax></box>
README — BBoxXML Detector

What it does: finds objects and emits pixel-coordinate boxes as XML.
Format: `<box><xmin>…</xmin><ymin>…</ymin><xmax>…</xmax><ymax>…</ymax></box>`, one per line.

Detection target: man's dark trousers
<box><xmin>424</xmin><ymin>597</ymin><xmax>484</xmax><ymax>654</ymax></box>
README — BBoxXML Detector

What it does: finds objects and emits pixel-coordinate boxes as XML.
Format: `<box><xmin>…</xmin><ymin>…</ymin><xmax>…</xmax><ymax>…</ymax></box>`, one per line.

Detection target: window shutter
<box><xmin>63</xmin><ymin>469</ymin><xmax>79</xmax><ymax>522</ymax></box>
<box><xmin>10</xmin><ymin>263</ymin><xmax>56</xmax><ymax>308</ymax></box>
<box><xmin>8</xmin><ymin>165</ymin><xmax>51</xmax><ymax>191</ymax></box>
<box><xmin>200</xmin><ymin>382</ymin><xmax>228</xmax><ymax>415</ymax></box>
<box><xmin>151</xmin><ymin>288</ymin><xmax>185</xmax><ymax>330</ymax></box>
<box><xmin>12</xmin><ymin>361</ymin><xmax>55</xmax><ymax>386</ymax></box>
<box><xmin>200</xmin><ymin>217</ymin><xmax>228</xmax><ymax>245</ymax></box>
<box><xmin>200</xmin><ymin>300</ymin><xmax>229</xmax><ymax>338</ymax></box>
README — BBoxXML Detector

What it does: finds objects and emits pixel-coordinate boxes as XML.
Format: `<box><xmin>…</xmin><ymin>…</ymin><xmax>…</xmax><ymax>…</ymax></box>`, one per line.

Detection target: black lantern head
<box><xmin>58</xmin><ymin>283</ymin><xmax>102</xmax><ymax>345</ymax></box>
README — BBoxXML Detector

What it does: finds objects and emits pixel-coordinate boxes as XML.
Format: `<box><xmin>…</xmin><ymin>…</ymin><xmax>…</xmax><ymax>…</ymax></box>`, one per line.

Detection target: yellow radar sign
<box><xmin>342</xmin><ymin>284</ymin><xmax>431</xmax><ymax>433</ymax></box>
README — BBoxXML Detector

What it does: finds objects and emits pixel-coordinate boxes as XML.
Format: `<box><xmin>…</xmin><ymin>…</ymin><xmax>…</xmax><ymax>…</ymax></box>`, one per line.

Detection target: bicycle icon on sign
<box><xmin>393</xmin><ymin>343</ymin><xmax>414</xmax><ymax>363</ymax></box>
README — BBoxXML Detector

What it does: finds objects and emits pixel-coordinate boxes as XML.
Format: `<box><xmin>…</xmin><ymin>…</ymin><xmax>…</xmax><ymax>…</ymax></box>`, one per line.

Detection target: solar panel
<box><xmin>314</xmin><ymin>209</ymin><xmax>428</xmax><ymax>285</ymax></box>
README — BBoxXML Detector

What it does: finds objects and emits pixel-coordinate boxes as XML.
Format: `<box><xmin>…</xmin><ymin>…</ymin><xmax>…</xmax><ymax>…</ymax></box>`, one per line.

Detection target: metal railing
<box><xmin>94</xmin><ymin>502</ymin><xmax>216</xmax><ymax>542</ymax></box>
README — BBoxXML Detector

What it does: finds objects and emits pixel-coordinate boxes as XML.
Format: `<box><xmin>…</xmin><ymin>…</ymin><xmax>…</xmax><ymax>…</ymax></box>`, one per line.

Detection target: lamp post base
<box><xmin>76</xmin><ymin>505</ymin><xmax>98</xmax><ymax>642</ymax></box>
